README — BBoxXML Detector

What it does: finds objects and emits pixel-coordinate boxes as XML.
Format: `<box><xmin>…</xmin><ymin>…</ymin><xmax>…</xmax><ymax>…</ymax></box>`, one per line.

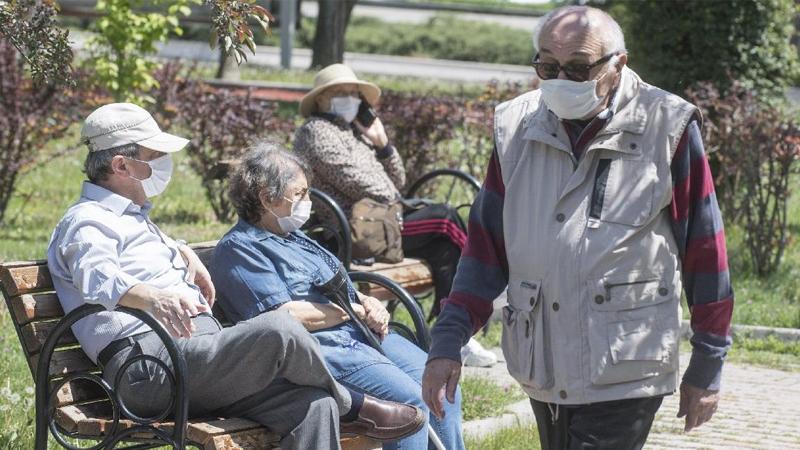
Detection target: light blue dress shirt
<box><xmin>47</xmin><ymin>182</ymin><xmax>205</xmax><ymax>362</ymax></box>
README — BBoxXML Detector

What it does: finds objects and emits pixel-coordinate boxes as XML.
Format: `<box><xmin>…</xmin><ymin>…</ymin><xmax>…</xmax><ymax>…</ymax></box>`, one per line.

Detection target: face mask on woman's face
<box><xmin>329</xmin><ymin>96</ymin><xmax>361</xmax><ymax>123</ymax></box>
<box><xmin>270</xmin><ymin>196</ymin><xmax>312</xmax><ymax>233</ymax></box>
<box><xmin>128</xmin><ymin>154</ymin><xmax>173</xmax><ymax>197</ymax></box>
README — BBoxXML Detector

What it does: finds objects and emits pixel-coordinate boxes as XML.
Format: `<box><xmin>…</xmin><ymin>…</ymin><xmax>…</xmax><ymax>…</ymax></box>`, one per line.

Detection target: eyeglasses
<box><xmin>532</xmin><ymin>53</ymin><xmax>618</xmax><ymax>82</ymax></box>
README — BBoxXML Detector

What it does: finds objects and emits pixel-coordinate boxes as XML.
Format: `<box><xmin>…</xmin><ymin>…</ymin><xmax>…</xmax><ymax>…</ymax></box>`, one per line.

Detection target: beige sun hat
<box><xmin>299</xmin><ymin>64</ymin><xmax>381</xmax><ymax>117</ymax></box>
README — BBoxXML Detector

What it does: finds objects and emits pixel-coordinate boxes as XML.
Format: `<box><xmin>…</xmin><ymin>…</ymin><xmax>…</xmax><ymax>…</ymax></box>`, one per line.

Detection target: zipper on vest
<box><xmin>589</xmin><ymin>158</ymin><xmax>612</xmax><ymax>219</ymax></box>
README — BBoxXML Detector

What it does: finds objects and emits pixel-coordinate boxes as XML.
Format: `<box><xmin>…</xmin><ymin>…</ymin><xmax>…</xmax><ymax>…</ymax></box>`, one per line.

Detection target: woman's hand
<box><xmin>359</xmin><ymin>295</ymin><xmax>390</xmax><ymax>339</ymax></box>
<box><xmin>354</xmin><ymin>117</ymin><xmax>389</xmax><ymax>149</ymax></box>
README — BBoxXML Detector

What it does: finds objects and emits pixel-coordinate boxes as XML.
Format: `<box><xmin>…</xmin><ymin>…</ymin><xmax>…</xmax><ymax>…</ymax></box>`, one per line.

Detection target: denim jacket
<box><xmin>212</xmin><ymin>219</ymin><xmax>390</xmax><ymax>378</ymax></box>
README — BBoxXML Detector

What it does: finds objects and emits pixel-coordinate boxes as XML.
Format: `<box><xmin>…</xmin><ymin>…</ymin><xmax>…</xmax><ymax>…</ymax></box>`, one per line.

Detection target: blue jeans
<box><xmin>336</xmin><ymin>333</ymin><xmax>465</xmax><ymax>450</ymax></box>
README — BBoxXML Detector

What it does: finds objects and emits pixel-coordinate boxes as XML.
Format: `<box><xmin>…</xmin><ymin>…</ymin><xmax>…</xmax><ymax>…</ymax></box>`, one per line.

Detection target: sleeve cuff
<box><xmin>426</xmin><ymin>303</ymin><xmax>473</xmax><ymax>363</ymax></box>
<box><xmin>376</xmin><ymin>143</ymin><xmax>395</xmax><ymax>159</ymax></box>
<box><xmin>683</xmin><ymin>347</ymin><xmax>725</xmax><ymax>391</ymax></box>
<box><xmin>94</xmin><ymin>271</ymin><xmax>141</xmax><ymax>311</ymax></box>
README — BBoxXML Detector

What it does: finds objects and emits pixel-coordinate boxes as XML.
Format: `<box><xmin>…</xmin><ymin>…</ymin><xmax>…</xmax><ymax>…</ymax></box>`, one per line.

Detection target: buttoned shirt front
<box><xmin>47</xmin><ymin>182</ymin><xmax>205</xmax><ymax>362</ymax></box>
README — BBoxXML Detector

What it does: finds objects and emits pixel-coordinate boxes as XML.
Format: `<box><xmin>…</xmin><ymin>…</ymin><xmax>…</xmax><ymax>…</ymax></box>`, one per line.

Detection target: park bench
<box><xmin>0</xmin><ymin>242</ymin><xmax>430</xmax><ymax>450</ymax></box>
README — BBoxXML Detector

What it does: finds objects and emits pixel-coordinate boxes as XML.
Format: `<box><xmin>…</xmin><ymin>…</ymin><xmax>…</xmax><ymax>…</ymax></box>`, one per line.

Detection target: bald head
<box><xmin>533</xmin><ymin>6</ymin><xmax>626</xmax><ymax>56</ymax></box>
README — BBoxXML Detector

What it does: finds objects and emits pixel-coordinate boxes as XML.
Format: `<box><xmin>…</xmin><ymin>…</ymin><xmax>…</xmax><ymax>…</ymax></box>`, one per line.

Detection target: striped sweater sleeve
<box><xmin>670</xmin><ymin>119</ymin><xmax>734</xmax><ymax>391</ymax></box>
<box><xmin>428</xmin><ymin>149</ymin><xmax>509</xmax><ymax>362</ymax></box>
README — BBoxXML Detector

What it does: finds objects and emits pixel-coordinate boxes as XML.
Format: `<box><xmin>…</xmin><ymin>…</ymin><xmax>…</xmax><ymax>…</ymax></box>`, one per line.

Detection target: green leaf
<box><xmin>209</xmin><ymin>29</ymin><xmax>218</xmax><ymax>50</ymax></box>
<box><xmin>245</xmin><ymin>36</ymin><xmax>256</xmax><ymax>54</ymax></box>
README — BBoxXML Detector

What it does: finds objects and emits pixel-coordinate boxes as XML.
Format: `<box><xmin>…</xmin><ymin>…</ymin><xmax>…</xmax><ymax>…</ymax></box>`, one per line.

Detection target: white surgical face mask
<box><xmin>329</xmin><ymin>96</ymin><xmax>361</xmax><ymax>123</ymax></box>
<box><xmin>129</xmin><ymin>154</ymin><xmax>173</xmax><ymax>197</ymax></box>
<box><xmin>539</xmin><ymin>69</ymin><xmax>612</xmax><ymax>120</ymax></box>
<box><xmin>270</xmin><ymin>196</ymin><xmax>312</xmax><ymax>233</ymax></box>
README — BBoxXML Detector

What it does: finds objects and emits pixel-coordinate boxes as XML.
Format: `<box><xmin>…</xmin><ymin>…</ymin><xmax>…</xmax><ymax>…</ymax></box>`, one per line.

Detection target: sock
<box><xmin>341</xmin><ymin>388</ymin><xmax>365</xmax><ymax>422</ymax></box>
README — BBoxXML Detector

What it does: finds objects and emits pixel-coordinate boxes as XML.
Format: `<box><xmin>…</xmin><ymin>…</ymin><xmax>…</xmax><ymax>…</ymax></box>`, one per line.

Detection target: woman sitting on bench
<box><xmin>211</xmin><ymin>144</ymin><xmax>465</xmax><ymax>450</ymax></box>
<box><xmin>293</xmin><ymin>63</ymin><xmax>496</xmax><ymax>368</ymax></box>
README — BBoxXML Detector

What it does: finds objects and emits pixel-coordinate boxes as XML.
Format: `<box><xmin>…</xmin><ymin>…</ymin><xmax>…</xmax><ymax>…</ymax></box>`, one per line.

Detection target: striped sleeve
<box><xmin>670</xmin><ymin>119</ymin><xmax>734</xmax><ymax>391</ymax></box>
<box><xmin>428</xmin><ymin>149</ymin><xmax>509</xmax><ymax>362</ymax></box>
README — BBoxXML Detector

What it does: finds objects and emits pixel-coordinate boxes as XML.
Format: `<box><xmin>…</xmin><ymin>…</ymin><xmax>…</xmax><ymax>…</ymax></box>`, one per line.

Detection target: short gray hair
<box><xmin>83</xmin><ymin>143</ymin><xmax>141</xmax><ymax>184</ymax></box>
<box><xmin>229</xmin><ymin>142</ymin><xmax>310</xmax><ymax>224</ymax></box>
<box><xmin>532</xmin><ymin>6</ymin><xmax>626</xmax><ymax>55</ymax></box>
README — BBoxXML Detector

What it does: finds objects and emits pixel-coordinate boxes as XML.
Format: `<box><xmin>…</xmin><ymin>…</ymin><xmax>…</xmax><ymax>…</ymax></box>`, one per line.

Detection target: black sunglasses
<box><xmin>532</xmin><ymin>53</ymin><xmax>618</xmax><ymax>82</ymax></box>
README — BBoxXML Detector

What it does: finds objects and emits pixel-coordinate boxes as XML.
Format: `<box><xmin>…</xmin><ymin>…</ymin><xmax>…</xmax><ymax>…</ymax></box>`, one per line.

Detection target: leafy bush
<box><xmin>152</xmin><ymin>64</ymin><xmax>295</xmax><ymax>222</ymax></box>
<box><xmin>604</xmin><ymin>0</ymin><xmax>800</xmax><ymax>96</ymax></box>
<box><xmin>0</xmin><ymin>38</ymin><xmax>88</xmax><ymax>224</ymax></box>
<box><xmin>686</xmin><ymin>81</ymin><xmax>800</xmax><ymax>276</ymax></box>
<box><xmin>380</xmin><ymin>80</ymin><xmax>528</xmax><ymax>182</ymax></box>
<box><xmin>343</xmin><ymin>15</ymin><xmax>534</xmax><ymax>66</ymax></box>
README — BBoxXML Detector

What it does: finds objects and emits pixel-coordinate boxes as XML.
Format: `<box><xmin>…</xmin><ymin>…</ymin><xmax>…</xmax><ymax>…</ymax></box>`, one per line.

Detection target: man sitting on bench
<box><xmin>46</xmin><ymin>103</ymin><xmax>425</xmax><ymax>450</ymax></box>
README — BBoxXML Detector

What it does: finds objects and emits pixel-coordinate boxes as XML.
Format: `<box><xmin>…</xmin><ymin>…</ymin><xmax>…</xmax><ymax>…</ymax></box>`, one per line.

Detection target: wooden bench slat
<box><xmin>53</xmin><ymin>377</ymin><xmax>109</xmax><ymax>408</ymax></box>
<box><xmin>21</xmin><ymin>320</ymin><xmax>77</xmax><ymax>355</ymax></box>
<box><xmin>0</xmin><ymin>262</ymin><xmax>52</xmax><ymax>296</ymax></box>
<box><xmin>8</xmin><ymin>292</ymin><xmax>64</xmax><ymax>325</ymax></box>
<box><xmin>30</xmin><ymin>348</ymin><xmax>98</xmax><ymax>379</ymax></box>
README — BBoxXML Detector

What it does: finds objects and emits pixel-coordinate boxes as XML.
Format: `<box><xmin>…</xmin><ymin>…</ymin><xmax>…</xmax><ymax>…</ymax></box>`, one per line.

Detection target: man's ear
<box><xmin>616</xmin><ymin>53</ymin><xmax>628</xmax><ymax>72</ymax></box>
<box><xmin>109</xmin><ymin>155</ymin><xmax>130</xmax><ymax>176</ymax></box>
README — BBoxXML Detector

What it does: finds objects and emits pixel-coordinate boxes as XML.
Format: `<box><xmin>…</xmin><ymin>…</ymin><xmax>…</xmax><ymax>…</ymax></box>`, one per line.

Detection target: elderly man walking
<box><xmin>47</xmin><ymin>103</ymin><xmax>424</xmax><ymax>450</ymax></box>
<box><xmin>422</xmin><ymin>6</ymin><xmax>733</xmax><ymax>450</ymax></box>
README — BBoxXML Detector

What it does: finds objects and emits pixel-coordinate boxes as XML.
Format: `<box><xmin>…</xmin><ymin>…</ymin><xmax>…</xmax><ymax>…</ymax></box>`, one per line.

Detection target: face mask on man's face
<box><xmin>539</xmin><ymin>67</ymin><xmax>613</xmax><ymax>120</ymax></box>
<box><xmin>128</xmin><ymin>154</ymin><xmax>173</xmax><ymax>197</ymax></box>
<box><xmin>329</xmin><ymin>96</ymin><xmax>361</xmax><ymax>123</ymax></box>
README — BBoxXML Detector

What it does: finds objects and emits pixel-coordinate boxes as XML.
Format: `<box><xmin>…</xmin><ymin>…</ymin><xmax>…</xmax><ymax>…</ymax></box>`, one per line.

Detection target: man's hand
<box><xmin>179</xmin><ymin>244</ymin><xmax>216</xmax><ymax>307</ymax></box>
<box><xmin>148</xmin><ymin>290</ymin><xmax>210</xmax><ymax>339</ymax></box>
<box><xmin>360</xmin><ymin>295</ymin><xmax>389</xmax><ymax>339</ymax></box>
<box><xmin>354</xmin><ymin>117</ymin><xmax>389</xmax><ymax>149</ymax></box>
<box><xmin>422</xmin><ymin>358</ymin><xmax>461</xmax><ymax>420</ymax></box>
<box><xmin>677</xmin><ymin>381</ymin><xmax>719</xmax><ymax>432</ymax></box>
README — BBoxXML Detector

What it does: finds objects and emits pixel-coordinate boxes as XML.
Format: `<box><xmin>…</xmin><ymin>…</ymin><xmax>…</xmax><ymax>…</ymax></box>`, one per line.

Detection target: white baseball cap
<box><xmin>81</xmin><ymin>103</ymin><xmax>189</xmax><ymax>153</ymax></box>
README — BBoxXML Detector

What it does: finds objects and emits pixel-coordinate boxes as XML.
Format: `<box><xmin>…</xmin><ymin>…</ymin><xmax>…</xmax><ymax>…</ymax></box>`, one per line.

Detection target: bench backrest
<box><xmin>0</xmin><ymin>243</ymin><xmax>218</xmax><ymax>414</ymax></box>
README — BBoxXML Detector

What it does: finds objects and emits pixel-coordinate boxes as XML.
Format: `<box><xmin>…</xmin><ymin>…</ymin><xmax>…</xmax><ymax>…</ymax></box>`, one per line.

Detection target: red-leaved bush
<box><xmin>686</xmin><ymin>81</ymin><xmax>800</xmax><ymax>275</ymax></box>
<box><xmin>152</xmin><ymin>63</ymin><xmax>295</xmax><ymax>222</ymax></box>
<box><xmin>0</xmin><ymin>37</ymin><xmax>88</xmax><ymax>223</ymax></box>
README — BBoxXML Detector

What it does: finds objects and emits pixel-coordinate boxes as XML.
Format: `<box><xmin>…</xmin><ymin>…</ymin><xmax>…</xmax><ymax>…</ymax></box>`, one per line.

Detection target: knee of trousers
<box><xmin>248</xmin><ymin>309</ymin><xmax>318</xmax><ymax>350</ymax></box>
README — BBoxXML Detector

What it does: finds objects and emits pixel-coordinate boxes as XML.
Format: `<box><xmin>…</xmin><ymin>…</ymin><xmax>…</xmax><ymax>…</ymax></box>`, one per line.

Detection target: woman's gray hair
<box><xmin>229</xmin><ymin>142</ymin><xmax>311</xmax><ymax>224</ymax></box>
<box><xmin>532</xmin><ymin>5</ymin><xmax>626</xmax><ymax>55</ymax></box>
<box><xmin>83</xmin><ymin>143</ymin><xmax>141</xmax><ymax>183</ymax></box>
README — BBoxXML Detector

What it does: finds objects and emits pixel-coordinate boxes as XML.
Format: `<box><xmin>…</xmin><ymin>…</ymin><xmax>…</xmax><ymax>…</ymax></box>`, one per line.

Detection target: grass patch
<box><xmin>460</xmin><ymin>375</ymin><xmax>526</xmax><ymax>422</ymax></box>
<box><xmin>464</xmin><ymin>422</ymin><xmax>541</xmax><ymax>450</ymax></box>
<box><xmin>681</xmin><ymin>337</ymin><xmax>800</xmax><ymax>372</ymax></box>
<box><xmin>0</xmin><ymin>304</ymin><xmax>37</xmax><ymax>448</ymax></box>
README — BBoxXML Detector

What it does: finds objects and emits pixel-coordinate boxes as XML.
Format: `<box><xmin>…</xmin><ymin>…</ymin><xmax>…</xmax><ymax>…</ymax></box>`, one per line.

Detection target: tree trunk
<box><xmin>216</xmin><ymin>47</ymin><xmax>240</xmax><ymax>80</ymax></box>
<box><xmin>310</xmin><ymin>0</ymin><xmax>357</xmax><ymax>69</ymax></box>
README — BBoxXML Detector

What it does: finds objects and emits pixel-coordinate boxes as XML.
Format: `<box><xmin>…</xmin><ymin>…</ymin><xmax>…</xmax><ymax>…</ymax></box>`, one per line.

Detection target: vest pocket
<box><xmin>501</xmin><ymin>281</ymin><xmax>554</xmax><ymax>391</ymax></box>
<box><xmin>587</xmin><ymin>272</ymin><xmax>679</xmax><ymax>386</ymax></box>
<box><xmin>598</xmin><ymin>160</ymin><xmax>657</xmax><ymax>227</ymax></box>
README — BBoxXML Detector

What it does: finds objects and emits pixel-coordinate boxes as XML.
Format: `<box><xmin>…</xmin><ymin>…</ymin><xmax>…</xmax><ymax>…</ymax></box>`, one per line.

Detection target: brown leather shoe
<box><xmin>340</xmin><ymin>394</ymin><xmax>425</xmax><ymax>442</ymax></box>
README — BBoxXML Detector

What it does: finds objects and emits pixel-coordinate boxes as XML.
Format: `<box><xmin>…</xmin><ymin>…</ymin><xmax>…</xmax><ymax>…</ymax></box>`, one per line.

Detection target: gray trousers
<box><xmin>103</xmin><ymin>310</ymin><xmax>352</xmax><ymax>450</ymax></box>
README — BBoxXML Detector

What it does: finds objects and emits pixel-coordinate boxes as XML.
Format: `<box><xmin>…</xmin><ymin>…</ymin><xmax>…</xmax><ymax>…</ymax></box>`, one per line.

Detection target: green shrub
<box><xmin>605</xmin><ymin>0</ymin><xmax>800</xmax><ymax>96</ymax></box>
<box><xmin>344</xmin><ymin>15</ymin><xmax>533</xmax><ymax>65</ymax></box>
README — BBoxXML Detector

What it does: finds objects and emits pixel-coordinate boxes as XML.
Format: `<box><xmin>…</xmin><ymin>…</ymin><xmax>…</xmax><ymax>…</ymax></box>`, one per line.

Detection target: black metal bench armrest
<box><xmin>35</xmin><ymin>303</ymin><xmax>191</xmax><ymax>450</ymax></box>
<box><xmin>348</xmin><ymin>271</ymin><xmax>431</xmax><ymax>352</ymax></box>
<box><xmin>309</xmin><ymin>188</ymin><xmax>353</xmax><ymax>269</ymax></box>
<box><xmin>405</xmin><ymin>168</ymin><xmax>482</xmax><ymax>199</ymax></box>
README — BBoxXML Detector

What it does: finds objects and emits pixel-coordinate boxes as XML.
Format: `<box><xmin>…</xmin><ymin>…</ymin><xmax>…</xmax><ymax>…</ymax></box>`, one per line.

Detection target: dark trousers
<box><xmin>403</xmin><ymin>237</ymin><xmax>461</xmax><ymax>318</ymax></box>
<box><xmin>402</xmin><ymin>203</ymin><xmax>464</xmax><ymax>319</ymax></box>
<box><xmin>530</xmin><ymin>396</ymin><xmax>664</xmax><ymax>450</ymax></box>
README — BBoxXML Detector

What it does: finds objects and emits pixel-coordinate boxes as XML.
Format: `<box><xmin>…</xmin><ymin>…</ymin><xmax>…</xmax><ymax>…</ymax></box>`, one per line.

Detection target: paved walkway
<box><xmin>463</xmin><ymin>349</ymin><xmax>800</xmax><ymax>449</ymax></box>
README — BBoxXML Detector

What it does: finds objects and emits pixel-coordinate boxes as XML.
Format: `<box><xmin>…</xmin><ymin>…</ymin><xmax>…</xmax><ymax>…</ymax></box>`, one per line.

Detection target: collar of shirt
<box><xmin>80</xmin><ymin>181</ymin><xmax>153</xmax><ymax>216</ymax></box>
